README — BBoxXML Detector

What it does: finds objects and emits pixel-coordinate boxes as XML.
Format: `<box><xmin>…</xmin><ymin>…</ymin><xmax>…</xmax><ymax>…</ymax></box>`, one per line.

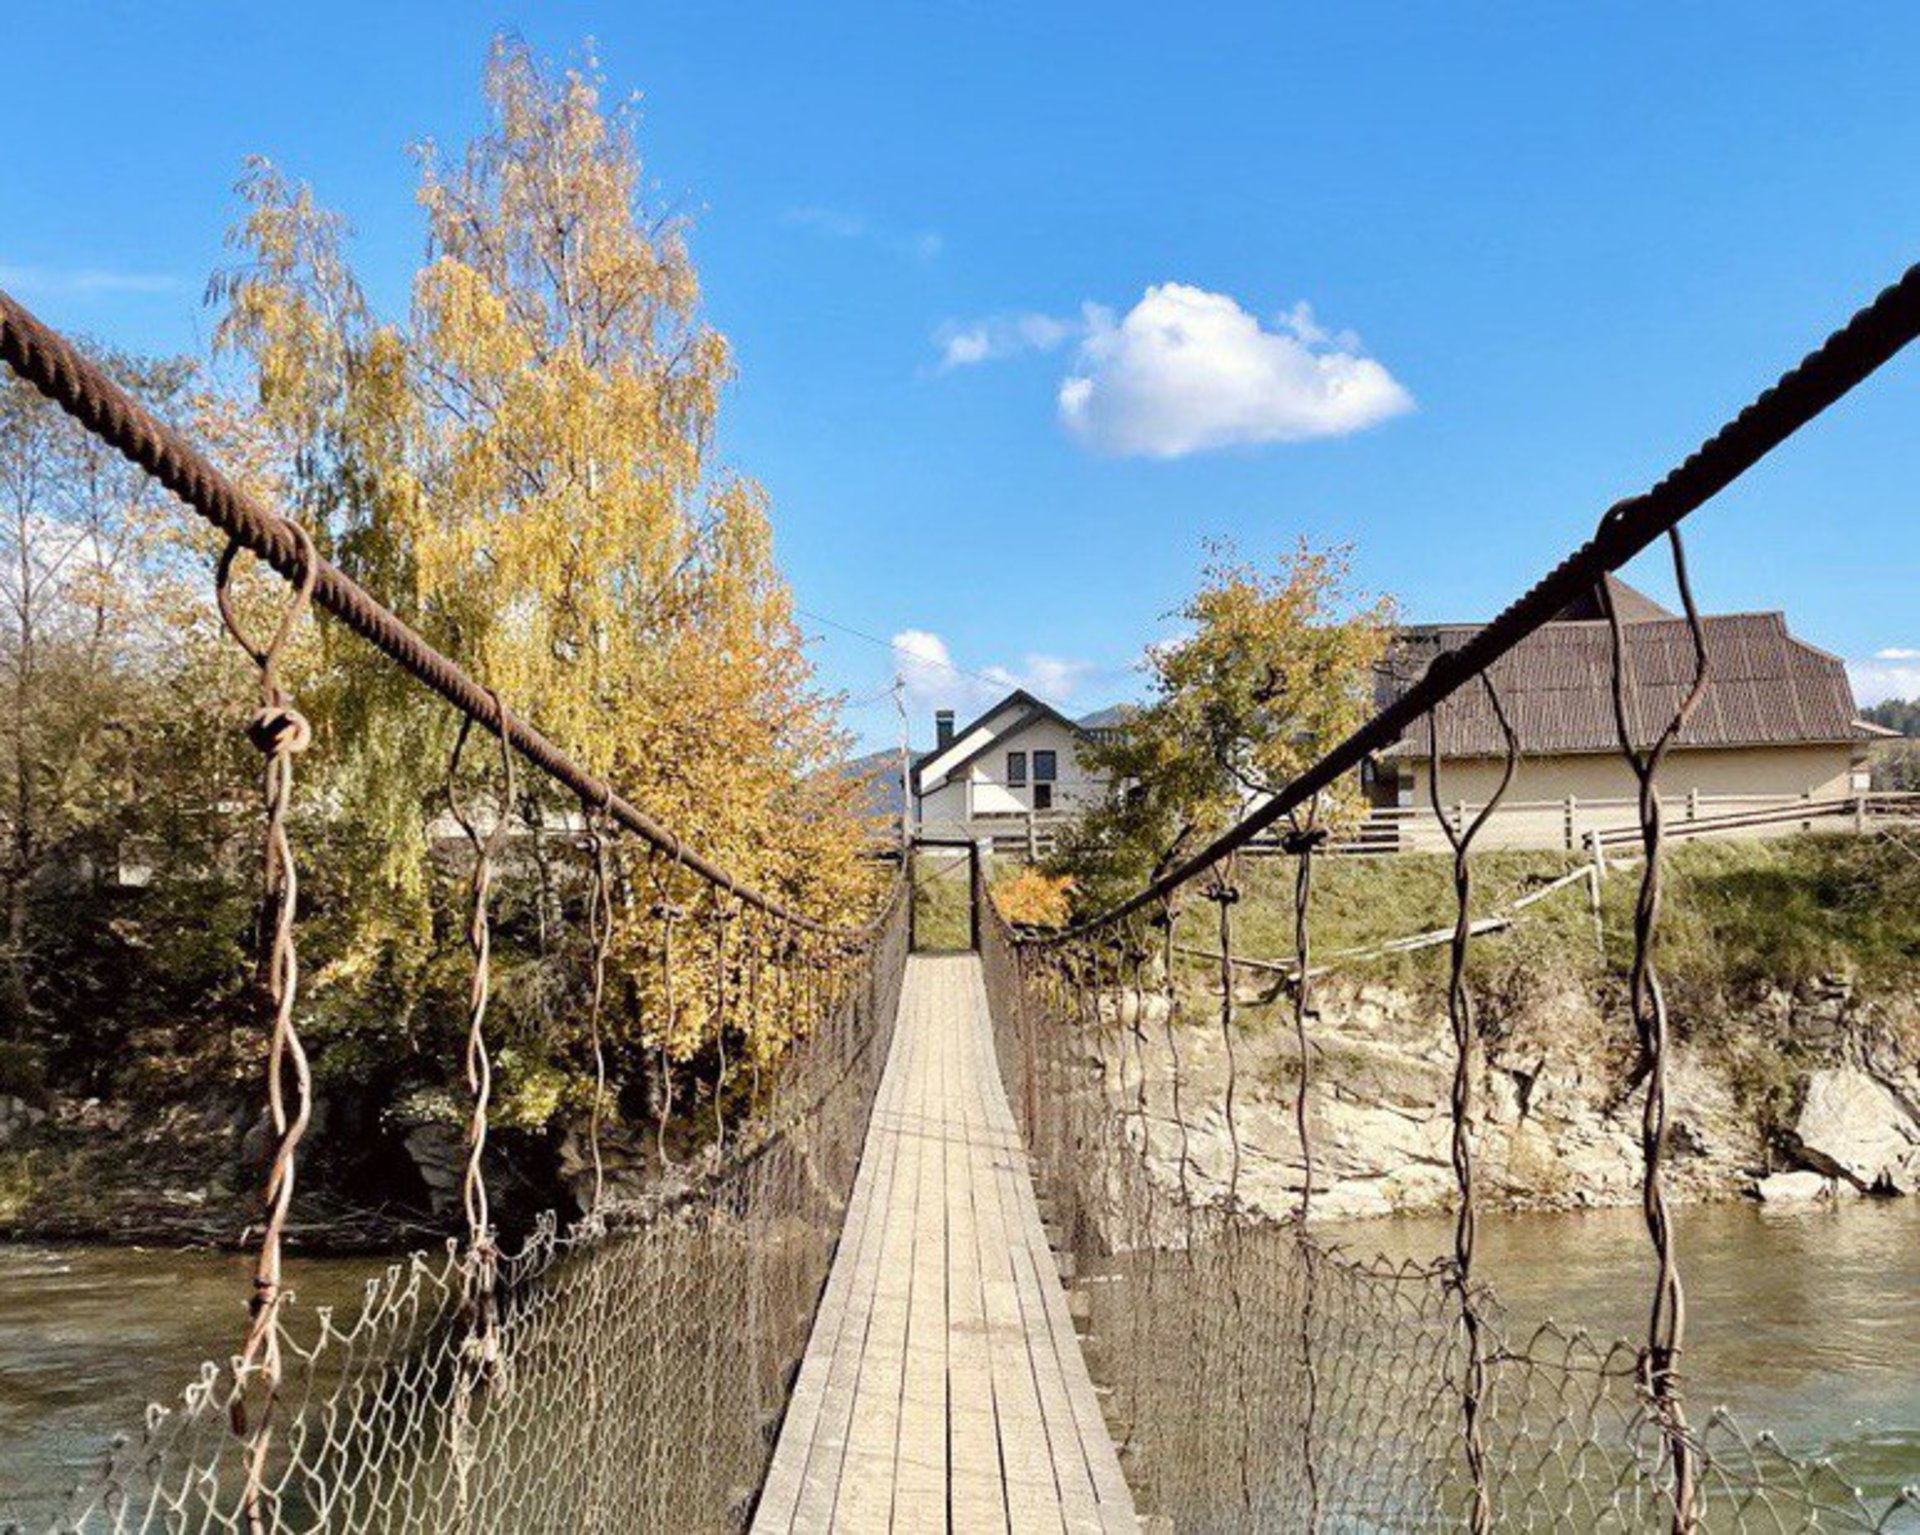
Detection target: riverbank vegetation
<box><xmin>1055</xmin><ymin>541</ymin><xmax>1393</xmax><ymax>913</ymax></box>
<box><xmin>1204</xmin><ymin>832</ymin><xmax>1920</xmax><ymax>1011</ymax></box>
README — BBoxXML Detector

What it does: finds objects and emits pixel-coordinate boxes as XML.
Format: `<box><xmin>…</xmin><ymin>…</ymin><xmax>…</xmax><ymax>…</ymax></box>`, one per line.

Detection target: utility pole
<box><xmin>893</xmin><ymin>675</ymin><xmax>911</xmax><ymax>852</ymax></box>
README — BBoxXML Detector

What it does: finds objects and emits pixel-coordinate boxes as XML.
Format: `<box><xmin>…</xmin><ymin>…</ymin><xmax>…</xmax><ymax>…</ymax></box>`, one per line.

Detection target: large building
<box><xmin>1372</xmin><ymin>577</ymin><xmax>1887</xmax><ymax>850</ymax></box>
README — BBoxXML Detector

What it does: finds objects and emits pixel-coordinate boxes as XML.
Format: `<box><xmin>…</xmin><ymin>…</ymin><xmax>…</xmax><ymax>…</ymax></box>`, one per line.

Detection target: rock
<box><xmin>0</xmin><ymin>1093</ymin><xmax>47</xmax><ymax>1147</ymax></box>
<box><xmin>1098</xmin><ymin>987</ymin><xmax>1171</xmax><ymax>1031</ymax></box>
<box><xmin>1756</xmin><ymin>1170</ymin><xmax>1835</xmax><ymax>1203</ymax></box>
<box><xmin>1790</xmin><ymin>1068</ymin><xmax>1920</xmax><ymax>1192</ymax></box>
<box><xmin>402</xmin><ymin>1122</ymin><xmax>467</xmax><ymax>1215</ymax></box>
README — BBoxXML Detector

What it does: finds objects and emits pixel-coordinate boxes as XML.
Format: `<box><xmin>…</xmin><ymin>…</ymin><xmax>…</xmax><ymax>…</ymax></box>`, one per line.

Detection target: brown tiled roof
<box><xmin>1550</xmin><ymin>573</ymin><xmax>1676</xmax><ymax>624</ymax></box>
<box><xmin>1380</xmin><ymin>609</ymin><xmax>1873</xmax><ymax>760</ymax></box>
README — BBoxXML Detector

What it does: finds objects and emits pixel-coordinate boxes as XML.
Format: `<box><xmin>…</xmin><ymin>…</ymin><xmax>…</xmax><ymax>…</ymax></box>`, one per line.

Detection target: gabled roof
<box><xmin>1381</xmin><ymin>588</ymin><xmax>1875</xmax><ymax>759</ymax></box>
<box><xmin>914</xmin><ymin>689</ymin><xmax>1091</xmax><ymax>793</ymax></box>
<box><xmin>1551</xmin><ymin>574</ymin><xmax>1675</xmax><ymax>624</ymax></box>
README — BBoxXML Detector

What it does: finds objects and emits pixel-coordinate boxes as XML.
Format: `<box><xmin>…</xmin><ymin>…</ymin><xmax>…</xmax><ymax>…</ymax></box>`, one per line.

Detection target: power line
<box><xmin>793</xmin><ymin>605</ymin><xmax>1015</xmax><ymax>695</ymax></box>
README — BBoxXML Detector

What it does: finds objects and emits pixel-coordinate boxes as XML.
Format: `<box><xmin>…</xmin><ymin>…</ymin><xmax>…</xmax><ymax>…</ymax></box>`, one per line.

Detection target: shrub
<box><xmin>992</xmin><ymin>867</ymin><xmax>1074</xmax><ymax>929</ymax></box>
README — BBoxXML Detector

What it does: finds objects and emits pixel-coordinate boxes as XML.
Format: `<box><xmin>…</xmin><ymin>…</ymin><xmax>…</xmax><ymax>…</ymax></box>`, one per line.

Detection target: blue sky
<box><xmin>5</xmin><ymin>4</ymin><xmax>1918</xmax><ymax>751</ymax></box>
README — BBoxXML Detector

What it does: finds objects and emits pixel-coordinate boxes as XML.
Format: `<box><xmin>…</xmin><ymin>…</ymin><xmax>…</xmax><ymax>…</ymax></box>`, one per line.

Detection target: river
<box><xmin>0</xmin><ymin>1243</ymin><xmax>389</xmax><ymax>1528</ymax></box>
<box><xmin>1330</xmin><ymin>1197</ymin><xmax>1920</xmax><ymax>1505</ymax></box>
<box><xmin>3</xmin><ymin>1199</ymin><xmax>1917</xmax><ymax>1527</ymax></box>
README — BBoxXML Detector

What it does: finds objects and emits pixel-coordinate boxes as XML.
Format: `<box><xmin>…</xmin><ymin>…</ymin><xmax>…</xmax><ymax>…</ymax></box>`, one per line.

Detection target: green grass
<box><xmin>1173</xmin><ymin>832</ymin><xmax>1920</xmax><ymax>1014</ymax></box>
<box><xmin>911</xmin><ymin>849</ymin><xmax>976</xmax><ymax>951</ymax></box>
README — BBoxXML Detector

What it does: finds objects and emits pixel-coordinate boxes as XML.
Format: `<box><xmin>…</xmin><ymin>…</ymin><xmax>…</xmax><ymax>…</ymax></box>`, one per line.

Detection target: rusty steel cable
<box><xmin>1282</xmin><ymin>808</ymin><xmax>1326</xmax><ymax>1229</ymax></box>
<box><xmin>0</xmin><ymin>288</ymin><xmax>872</xmax><ymax>939</ymax></box>
<box><xmin>446</xmin><ymin>699</ymin><xmax>518</xmax><ymax>1254</ymax></box>
<box><xmin>1209</xmin><ymin>865</ymin><xmax>1244</xmax><ymax>1206</ymax></box>
<box><xmin>1156</xmin><ymin>899</ymin><xmax>1197</xmax><ymax>1227</ymax></box>
<box><xmin>710</xmin><ymin>897</ymin><xmax>738</xmax><ymax>1151</ymax></box>
<box><xmin>649</xmin><ymin>845</ymin><xmax>690</xmax><ymax>1169</ymax></box>
<box><xmin>444</xmin><ymin>699</ymin><xmax>519</xmax><ymax>1523</ymax></box>
<box><xmin>214</xmin><ymin>529</ymin><xmax>318</xmax><ymax>1532</ymax></box>
<box><xmin>581</xmin><ymin>791</ymin><xmax>617</xmax><ymax>1212</ymax></box>
<box><xmin>1601</xmin><ymin>528</ymin><xmax>1713</xmax><ymax>1534</ymax></box>
<box><xmin>1284</xmin><ymin>807</ymin><xmax>1328</xmax><ymax>1535</ymax></box>
<box><xmin>1427</xmin><ymin>674</ymin><xmax>1522</xmax><ymax>1535</ymax></box>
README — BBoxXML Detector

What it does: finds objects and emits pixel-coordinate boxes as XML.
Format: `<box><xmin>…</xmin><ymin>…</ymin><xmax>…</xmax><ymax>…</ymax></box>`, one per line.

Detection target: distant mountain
<box><xmin>1076</xmin><ymin>703</ymin><xmax>1137</xmax><ymax>731</ymax></box>
<box><xmin>836</xmin><ymin>747</ymin><xmax>915</xmax><ymax>822</ymax></box>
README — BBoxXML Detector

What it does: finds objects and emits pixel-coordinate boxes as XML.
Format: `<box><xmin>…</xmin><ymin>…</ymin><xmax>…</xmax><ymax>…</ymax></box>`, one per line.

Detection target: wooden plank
<box><xmin>829</xmin><ymin>972</ymin><xmax>927</xmax><ymax>1532</ymax></box>
<box><xmin>958</xmin><ymin>975</ymin><xmax>1067</xmax><ymax>1535</ymax></box>
<box><xmin>890</xmin><ymin>959</ymin><xmax>950</xmax><ymax>1531</ymax></box>
<box><xmin>759</xmin><ymin>966</ymin><xmax>916</xmax><ymax>1531</ymax></box>
<box><xmin>945</xmin><ymin>964</ymin><xmax>1011</xmax><ymax>1535</ymax></box>
<box><xmin>958</xmin><ymin>962</ymin><xmax>1135</xmax><ymax>1533</ymax></box>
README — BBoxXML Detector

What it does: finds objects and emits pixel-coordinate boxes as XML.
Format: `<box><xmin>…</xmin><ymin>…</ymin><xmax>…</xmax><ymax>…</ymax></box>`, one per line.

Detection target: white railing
<box><xmin>931</xmin><ymin>792</ymin><xmax>1920</xmax><ymax>863</ymax></box>
<box><xmin>1314</xmin><ymin>790</ymin><xmax>1920</xmax><ymax>856</ymax></box>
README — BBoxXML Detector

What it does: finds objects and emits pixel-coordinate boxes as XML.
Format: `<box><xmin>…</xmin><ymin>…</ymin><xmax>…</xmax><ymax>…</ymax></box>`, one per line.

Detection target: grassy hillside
<box><xmin>1192</xmin><ymin>832</ymin><xmax>1920</xmax><ymax>1010</ymax></box>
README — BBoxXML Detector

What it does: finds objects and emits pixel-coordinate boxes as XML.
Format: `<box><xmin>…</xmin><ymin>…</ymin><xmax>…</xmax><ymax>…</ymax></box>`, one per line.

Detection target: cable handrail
<box><xmin>0</xmin><ymin>288</ymin><xmax>874</xmax><ymax>938</ymax></box>
<box><xmin>1037</xmin><ymin>259</ymin><xmax>1920</xmax><ymax>943</ymax></box>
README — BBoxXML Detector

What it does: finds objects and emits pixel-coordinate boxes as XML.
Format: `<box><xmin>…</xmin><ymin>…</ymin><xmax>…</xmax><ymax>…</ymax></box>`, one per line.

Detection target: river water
<box><xmin>1331</xmin><ymin>1197</ymin><xmax>1920</xmax><ymax>1504</ymax></box>
<box><xmin>3</xmin><ymin>1200</ymin><xmax>1917</xmax><ymax>1526</ymax></box>
<box><xmin>0</xmin><ymin>1243</ymin><xmax>389</xmax><ymax>1527</ymax></box>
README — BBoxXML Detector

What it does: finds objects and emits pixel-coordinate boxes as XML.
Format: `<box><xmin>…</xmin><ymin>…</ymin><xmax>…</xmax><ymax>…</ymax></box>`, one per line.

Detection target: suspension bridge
<box><xmin>1</xmin><ymin>261</ymin><xmax>1918</xmax><ymax>1533</ymax></box>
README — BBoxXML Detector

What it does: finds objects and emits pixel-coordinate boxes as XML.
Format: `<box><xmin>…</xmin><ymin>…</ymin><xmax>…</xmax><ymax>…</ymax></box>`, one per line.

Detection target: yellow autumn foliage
<box><xmin>991</xmin><ymin>868</ymin><xmax>1075</xmax><ymax>930</ymax></box>
<box><xmin>205</xmin><ymin>37</ymin><xmax>884</xmax><ymax>1118</ymax></box>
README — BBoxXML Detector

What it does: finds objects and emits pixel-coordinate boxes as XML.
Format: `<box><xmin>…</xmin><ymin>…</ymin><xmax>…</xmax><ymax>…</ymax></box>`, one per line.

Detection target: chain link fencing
<box><xmin>20</xmin><ymin>894</ymin><xmax>906</xmax><ymax>1535</ymax></box>
<box><xmin>980</xmin><ymin>897</ymin><xmax>1919</xmax><ymax>1533</ymax></box>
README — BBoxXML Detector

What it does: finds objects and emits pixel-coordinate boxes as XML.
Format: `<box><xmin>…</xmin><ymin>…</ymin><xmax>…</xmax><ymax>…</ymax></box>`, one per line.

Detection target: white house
<box><xmin>911</xmin><ymin>691</ymin><xmax>1120</xmax><ymax>849</ymax></box>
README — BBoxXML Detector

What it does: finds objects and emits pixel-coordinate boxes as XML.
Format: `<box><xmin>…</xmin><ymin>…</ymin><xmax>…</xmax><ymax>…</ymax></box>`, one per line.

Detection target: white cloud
<box><xmin>781</xmin><ymin>207</ymin><xmax>942</xmax><ymax>263</ymax></box>
<box><xmin>934</xmin><ymin>310</ymin><xmax>1081</xmax><ymax>372</ymax></box>
<box><xmin>1849</xmin><ymin>648</ymin><xmax>1920</xmax><ymax>706</ymax></box>
<box><xmin>1058</xmin><ymin>283</ymin><xmax>1413</xmax><ymax>457</ymax></box>
<box><xmin>889</xmin><ymin>628</ymin><xmax>1097</xmax><ymax>718</ymax></box>
<box><xmin>979</xmin><ymin>653</ymin><xmax>1100</xmax><ymax>709</ymax></box>
<box><xmin>932</xmin><ymin>285</ymin><xmax>1411</xmax><ymax>457</ymax></box>
<box><xmin>890</xmin><ymin>629</ymin><xmax>962</xmax><ymax>710</ymax></box>
<box><xmin>0</xmin><ymin>264</ymin><xmax>179</xmax><ymax>297</ymax></box>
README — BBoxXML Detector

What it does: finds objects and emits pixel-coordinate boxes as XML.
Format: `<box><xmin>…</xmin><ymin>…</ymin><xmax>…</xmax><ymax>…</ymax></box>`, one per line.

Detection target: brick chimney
<box><xmin>934</xmin><ymin>710</ymin><xmax>955</xmax><ymax>749</ymax></box>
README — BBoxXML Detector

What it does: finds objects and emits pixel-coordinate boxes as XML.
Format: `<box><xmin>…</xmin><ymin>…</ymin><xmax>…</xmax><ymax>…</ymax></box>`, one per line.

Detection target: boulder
<box><xmin>402</xmin><ymin>1122</ymin><xmax>467</xmax><ymax>1215</ymax></box>
<box><xmin>1755</xmin><ymin>1170</ymin><xmax>1836</xmax><ymax>1203</ymax></box>
<box><xmin>1790</xmin><ymin>1068</ymin><xmax>1920</xmax><ymax>1192</ymax></box>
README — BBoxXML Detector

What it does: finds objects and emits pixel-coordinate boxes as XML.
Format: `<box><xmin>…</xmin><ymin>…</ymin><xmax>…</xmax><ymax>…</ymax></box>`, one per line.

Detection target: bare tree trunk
<box><xmin>5</xmin><ymin>503</ymin><xmax>36</xmax><ymax>1024</ymax></box>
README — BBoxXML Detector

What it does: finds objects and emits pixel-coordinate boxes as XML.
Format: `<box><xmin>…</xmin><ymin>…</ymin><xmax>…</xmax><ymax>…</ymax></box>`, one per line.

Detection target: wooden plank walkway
<box><xmin>754</xmin><ymin>954</ymin><xmax>1138</xmax><ymax>1534</ymax></box>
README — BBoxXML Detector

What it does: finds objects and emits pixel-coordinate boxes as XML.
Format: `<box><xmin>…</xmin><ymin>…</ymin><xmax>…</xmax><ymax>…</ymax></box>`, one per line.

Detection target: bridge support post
<box><xmin>969</xmin><ymin>840</ymin><xmax>983</xmax><ymax>952</ymax></box>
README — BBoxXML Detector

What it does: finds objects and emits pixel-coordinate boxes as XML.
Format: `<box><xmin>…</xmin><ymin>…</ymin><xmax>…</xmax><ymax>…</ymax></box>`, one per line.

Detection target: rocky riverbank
<box><xmin>0</xmin><ymin>1079</ymin><xmax>724</xmax><ymax>1249</ymax></box>
<box><xmin>1101</xmin><ymin>967</ymin><xmax>1920</xmax><ymax>1222</ymax></box>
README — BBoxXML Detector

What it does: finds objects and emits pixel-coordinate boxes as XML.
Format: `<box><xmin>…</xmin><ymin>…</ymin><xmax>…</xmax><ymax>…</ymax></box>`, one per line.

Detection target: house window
<box><xmin>1007</xmin><ymin>751</ymin><xmax>1027</xmax><ymax>786</ymax></box>
<box><xmin>1032</xmin><ymin>750</ymin><xmax>1057</xmax><ymax>782</ymax></box>
<box><xmin>1033</xmin><ymin>783</ymin><xmax>1054</xmax><ymax>811</ymax></box>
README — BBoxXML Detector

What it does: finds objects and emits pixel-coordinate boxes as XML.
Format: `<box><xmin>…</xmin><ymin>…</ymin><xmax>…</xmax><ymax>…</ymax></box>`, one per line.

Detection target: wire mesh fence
<box><xmin>18</xmin><ymin>893</ymin><xmax>907</xmax><ymax>1535</ymax></box>
<box><xmin>980</xmin><ymin>899</ymin><xmax>1920</xmax><ymax>1533</ymax></box>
